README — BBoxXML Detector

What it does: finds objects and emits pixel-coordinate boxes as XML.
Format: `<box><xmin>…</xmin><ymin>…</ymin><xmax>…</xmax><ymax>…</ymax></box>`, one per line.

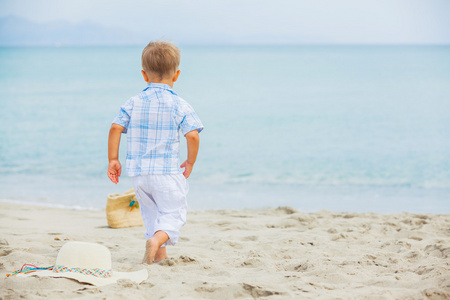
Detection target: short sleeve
<box><xmin>179</xmin><ymin>102</ymin><xmax>204</xmax><ymax>136</ymax></box>
<box><xmin>112</xmin><ymin>98</ymin><xmax>133</xmax><ymax>134</ymax></box>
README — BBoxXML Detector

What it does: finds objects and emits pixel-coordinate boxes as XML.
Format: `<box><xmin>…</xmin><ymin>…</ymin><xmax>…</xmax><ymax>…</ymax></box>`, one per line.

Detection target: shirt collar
<box><xmin>144</xmin><ymin>82</ymin><xmax>178</xmax><ymax>96</ymax></box>
<box><xmin>145</xmin><ymin>82</ymin><xmax>172</xmax><ymax>91</ymax></box>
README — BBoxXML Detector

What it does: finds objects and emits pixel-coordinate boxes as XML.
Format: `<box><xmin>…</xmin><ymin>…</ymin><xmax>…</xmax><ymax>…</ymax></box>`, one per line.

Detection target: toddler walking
<box><xmin>107</xmin><ymin>41</ymin><xmax>203</xmax><ymax>264</ymax></box>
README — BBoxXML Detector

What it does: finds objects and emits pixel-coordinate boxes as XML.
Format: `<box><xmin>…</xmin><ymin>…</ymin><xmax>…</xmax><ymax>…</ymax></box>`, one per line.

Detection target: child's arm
<box><xmin>180</xmin><ymin>130</ymin><xmax>200</xmax><ymax>179</ymax></box>
<box><xmin>107</xmin><ymin>124</ymin><xmax>125</xmax><ymax>184</ymax></box>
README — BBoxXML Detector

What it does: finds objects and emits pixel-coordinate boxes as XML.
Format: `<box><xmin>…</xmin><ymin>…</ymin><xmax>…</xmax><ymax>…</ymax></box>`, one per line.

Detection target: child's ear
<box><xmin>141</xmin><ymin>70</ymin><xmax>149</xmax><ymax>83</ymax></box>
<box><xmin>172</xmin><ymin>70</ymin><xmax>181</xmax><ymax>83</ymax></box>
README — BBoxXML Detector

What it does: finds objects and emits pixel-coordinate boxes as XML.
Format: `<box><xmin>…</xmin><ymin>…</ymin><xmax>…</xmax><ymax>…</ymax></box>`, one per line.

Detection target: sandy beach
<box><xmin>0</xmin><ymin>202</ymin><xmax>449</xmax><ymax>299</ymax></box>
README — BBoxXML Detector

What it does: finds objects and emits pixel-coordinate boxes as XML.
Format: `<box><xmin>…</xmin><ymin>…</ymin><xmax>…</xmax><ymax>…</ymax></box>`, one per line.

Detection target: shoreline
<box><xmin>0</xmin><ymin>203</ymin><xmax>449</xmax><ymax>299</ymax></box>
<box><xmin>1</xmin><ymin>186</ymin><xmax>449</xmax><ymax>215</ymax></box>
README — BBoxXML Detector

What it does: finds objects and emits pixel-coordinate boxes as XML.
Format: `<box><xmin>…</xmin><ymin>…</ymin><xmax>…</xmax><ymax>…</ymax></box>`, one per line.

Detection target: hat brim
<box><xmin>21</xmin><ymin>268</ymin><xmax>148</xmax><ymax>286</ymax></box>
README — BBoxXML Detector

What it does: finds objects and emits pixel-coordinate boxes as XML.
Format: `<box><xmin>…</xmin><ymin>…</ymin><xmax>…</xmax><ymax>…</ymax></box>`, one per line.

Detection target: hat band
<box><xmin>53</xmin><ymin>265</ymin><xmax>112</xmax><ymax>278</ymax></box>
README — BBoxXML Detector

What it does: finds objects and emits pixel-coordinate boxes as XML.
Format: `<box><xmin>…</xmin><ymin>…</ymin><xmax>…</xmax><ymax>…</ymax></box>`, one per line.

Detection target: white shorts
<box><xmin>132</xmin><ymin>174</ymin><xmax>188</xmax><ymax>246</ymax></box>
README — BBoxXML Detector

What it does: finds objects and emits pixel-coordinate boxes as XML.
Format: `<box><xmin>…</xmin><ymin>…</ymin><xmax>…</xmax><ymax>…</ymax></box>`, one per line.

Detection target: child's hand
<box><xmin>180</xmin><ymin>160</ymin><xmax>193</xmax><ymax>179</ymax></box>
<box><xmin>107</xmin><ymin>160</ymin><xmax>122</xmax><ymax>184</ymax></box>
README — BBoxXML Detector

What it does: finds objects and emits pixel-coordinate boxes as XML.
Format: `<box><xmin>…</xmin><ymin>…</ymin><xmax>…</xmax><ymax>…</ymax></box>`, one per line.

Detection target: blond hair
<box><xmin>141</xmin><ymin>41</ymin><xmax>180</xmax><ymax>80</ymax></box>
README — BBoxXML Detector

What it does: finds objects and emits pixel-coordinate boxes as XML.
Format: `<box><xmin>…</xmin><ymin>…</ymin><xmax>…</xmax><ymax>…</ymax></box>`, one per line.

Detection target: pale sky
<box><xmin>1</xmin><ymin>0</ymin><xmax>450</xmax><ymax>44</ymax></box>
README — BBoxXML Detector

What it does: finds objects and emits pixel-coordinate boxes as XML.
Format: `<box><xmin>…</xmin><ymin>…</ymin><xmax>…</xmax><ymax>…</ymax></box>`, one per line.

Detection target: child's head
<box><xmin>141</xmin><ymin>41</ymin><xmax>180</xmax><ymax>82</ymax></box>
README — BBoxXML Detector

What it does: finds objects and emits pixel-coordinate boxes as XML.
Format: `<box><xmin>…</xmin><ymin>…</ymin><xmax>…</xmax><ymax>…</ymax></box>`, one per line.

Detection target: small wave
<box><xmin>235</xmin><ymin>172</ymin><xmax>254</xmax><ymax>178</ymax></box>
<box><xmin>0</xmin><ymin>198</ymin><xmax>102</xmax><ymax>211</ymax></box>
<box><xmin>191</xmin><ymin>173</ymin><xmax>450</xmax><ymax>190</ymax></box>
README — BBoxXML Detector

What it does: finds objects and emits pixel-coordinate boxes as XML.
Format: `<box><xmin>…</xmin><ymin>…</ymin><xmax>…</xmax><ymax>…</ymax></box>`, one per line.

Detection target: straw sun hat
<box><xmin>21</xmin><ymin>241</ymin><xmax>148</xmax><ymax>286</ymax></box>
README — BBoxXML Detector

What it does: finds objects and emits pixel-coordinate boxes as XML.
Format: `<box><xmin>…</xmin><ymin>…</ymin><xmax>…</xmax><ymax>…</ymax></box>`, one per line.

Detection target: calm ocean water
<box><xmin>0</xmin><ymin>45</ymin><xmax>449</xmax><ymax>213</ymax></box>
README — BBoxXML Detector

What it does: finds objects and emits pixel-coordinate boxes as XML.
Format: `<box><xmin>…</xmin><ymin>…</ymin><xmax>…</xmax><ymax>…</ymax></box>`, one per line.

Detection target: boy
<box><xmin>107</xmin><ymin>41</ymin><xmax>203</xmax><ymax>264</ymax></box>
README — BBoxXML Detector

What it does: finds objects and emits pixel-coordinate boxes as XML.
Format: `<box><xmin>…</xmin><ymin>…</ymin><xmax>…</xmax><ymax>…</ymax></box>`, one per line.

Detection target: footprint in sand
<box><xmin>0</xmin><ymin>239</ymin><xmax>11</xmax><ymax>256</ymax></box>
<box><xmin>242</xmin><ymin>283</ymin><xmax>283</xmax><ymax>298</ymax></box>
<box><xmin>195</xmin><ymin>285</ymin><xmax>217</xmax><ymax>293</ymax></box>
<box><xmin>223</xmin><ymin>240</ymin><xmax>244</xmax><ymax>249</ymax></box>
<box><xmin>327</xmin><ymin>228</ymin><xmax>338</xmax><ymax>234</ymax></box>
<box><xmin>401</xmin><ymin>218</ymin><xmax>428</xmax><ymax>226</ymax></box>
<box><xmin>415</xmin><ymin>265</ymin><xmax>434</xmax><ymax>275</ymax></box>
<box><xmin>158</xmin><ymin>255</ymin><xmax>198</xmax><ymax>267</ymax></box>
<box><xmin>266</xmin><ymin>220</ymin><xmax>298</xmax><ymax>229</ymax></box>
<box><xmin>284</xmin><ymin>262</ymin><xmax>309</xmax><ymax>272</ymax></box>
<box><xmin>331</xmin><ymin>233</ymin><xmax>348</xmax><ymax>241</ymax></box>
<box><xmin>424</xmin><ymin>244</ymin><xmax>449</xmax><ymax>258</ymax></box>
<box><xmin>214</xmin><ymin>221</ymin><xmax>231</xmax><ymax>227</ymax></box>
<box><xmin>158</xmin><ymin>258</ymin><xmax>176</xmax><ymax>266</ymax></box>
<box><xmin>422</xmin><ymin>288</ymin><xmax>450</xmax><ymax>299</ymax></box>
<box><xmin>139</xmin><ymin>282</ymin><xmax>155</xmax><ymax>288</ymax></box>
<box><xmin>404</xmin><ymin>250</ymin><xmax>422</xmax><ymax>262</ymax></box>
<box><xmin>241</xmin><ymin>235</ymin><xmax>258</xmax><ymax>242</ymax></box>
<box><xmin>179</xmin><ymin>255</ymin><xmax>196</xmax><ymax>263</ymax></box>
<box><xmin>240</xmin><ymin>258</ymin><xmax>263</xmax><ymax>268</ymax></box>
<box><xmin>0</xmin><ymin>249</ymin><xmax>12</xmax><ymax>256</ymax></box>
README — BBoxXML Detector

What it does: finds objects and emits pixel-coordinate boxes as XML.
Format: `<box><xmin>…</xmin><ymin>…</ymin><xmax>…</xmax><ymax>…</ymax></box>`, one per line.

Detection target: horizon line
<box><xmin>1</xmin><ymin>42</ymin><xmax>450</xmax><ymax>48</ymax></box>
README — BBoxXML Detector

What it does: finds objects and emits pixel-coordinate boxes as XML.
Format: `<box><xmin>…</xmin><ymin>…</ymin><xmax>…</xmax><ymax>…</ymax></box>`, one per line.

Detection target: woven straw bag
<box><xmin>106</xmin><ymin>189</ymin><xmax>144</xmax><ymax>228</ymax></box>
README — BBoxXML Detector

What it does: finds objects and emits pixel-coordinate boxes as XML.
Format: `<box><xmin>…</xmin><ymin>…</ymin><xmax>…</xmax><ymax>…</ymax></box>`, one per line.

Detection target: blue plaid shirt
<box><xmin>112</xmin><ymin>83</ymin><xmax>204</xmax><ymax>176</ymax></box>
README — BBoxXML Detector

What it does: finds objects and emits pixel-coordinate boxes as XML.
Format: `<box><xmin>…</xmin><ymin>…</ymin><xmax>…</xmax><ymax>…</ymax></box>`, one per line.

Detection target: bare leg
<box><xmin>142</xmin><ymin>231</ymin><xmax>169</xmax><ymax>264</ymax></box>
<box><xmin>154</xmin><ymin>247</ymin><xmax>167</xmax><ymax>263</ymax></box>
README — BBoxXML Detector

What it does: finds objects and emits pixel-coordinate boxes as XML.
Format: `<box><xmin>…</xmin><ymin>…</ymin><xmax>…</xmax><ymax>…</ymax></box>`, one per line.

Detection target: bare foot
<box><xmin>154</xmin><ymin>247</ymin><xmax>168</xmax><ymax>263</ymax></box>
<box><xmin>154</xmin><ymin>255</ymin><xmax>168</xmax><ymax>263</ymax></box>
<box><xmin>142</xmin><ymin>238</ymin><xmax>159</xmax><ymax>264</ymax></box>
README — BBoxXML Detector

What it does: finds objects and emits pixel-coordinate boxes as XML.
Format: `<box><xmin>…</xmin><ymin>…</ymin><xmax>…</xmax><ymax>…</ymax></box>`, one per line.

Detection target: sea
<box><xmin>0</xmin><ymin>45</ymin><xmax>449</xmax><ymax>213</ymax></box>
